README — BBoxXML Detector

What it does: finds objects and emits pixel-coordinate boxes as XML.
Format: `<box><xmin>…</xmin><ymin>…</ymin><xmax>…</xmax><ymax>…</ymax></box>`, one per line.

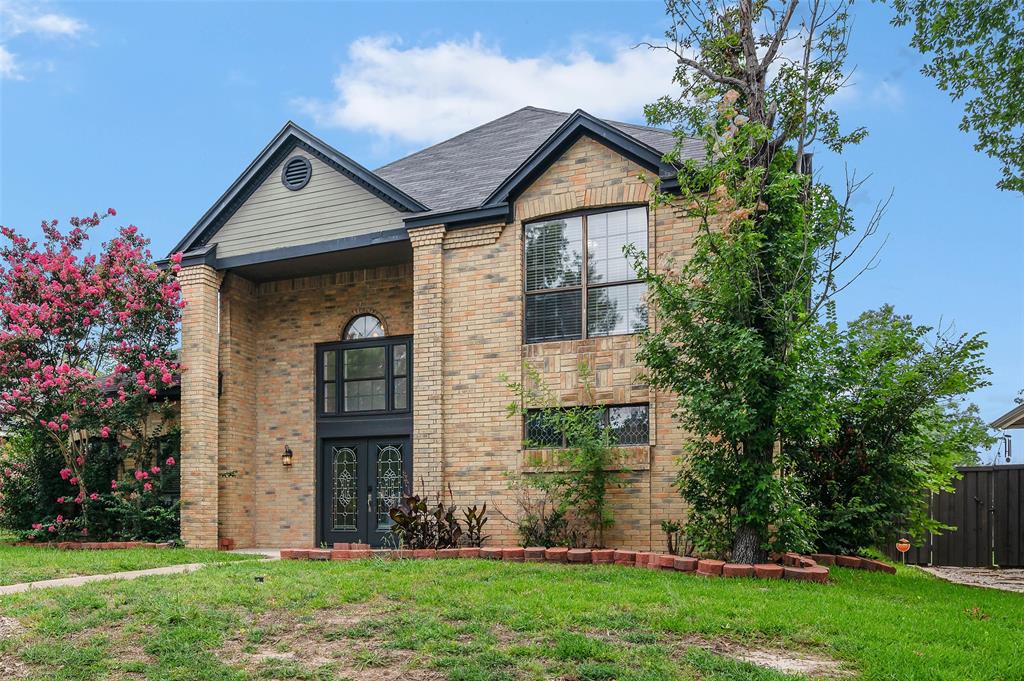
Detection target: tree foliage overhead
<box><xmin>889</xmin><ymin>0</ymin><xmax>1024</xmax><ymax>193</ymax></box>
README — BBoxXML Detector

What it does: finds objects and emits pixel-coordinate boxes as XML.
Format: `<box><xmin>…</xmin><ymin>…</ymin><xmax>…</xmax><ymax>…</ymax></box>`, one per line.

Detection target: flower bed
<box><xmin>278</xmin><ymin>545</ymin><xmax>896</xmax><ymax>584</ymax></box>
<box><xmin>16</xmin><ymin>540</ymin><xmax>174</xmax><ymax>550</ymax></box>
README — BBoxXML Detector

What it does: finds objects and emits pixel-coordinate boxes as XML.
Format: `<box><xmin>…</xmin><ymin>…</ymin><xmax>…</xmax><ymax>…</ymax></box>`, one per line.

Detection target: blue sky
<box><xmin>1</xmin><ymin>1</ymin><xmax>1021</xmax><ymax>461</ymax></box>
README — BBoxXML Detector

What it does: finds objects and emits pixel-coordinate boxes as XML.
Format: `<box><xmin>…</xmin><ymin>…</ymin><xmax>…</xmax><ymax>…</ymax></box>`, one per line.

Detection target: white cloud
<box><xmin>0</xmin><ymin>2</ymin><xmax>87</xmax><ymax>79</ymax></box>
<box><xmin>295</xmin><ymin>34</ymin><xmax>676</xmax><ymax>145</ymax></box>
<box><xmin>0</xmin><ymin>44</ymin><xmax>21</xmax><ymax>79</ymax></box>
<box><xmin>0</xmin><ymin>2</ymin><xmax>86</xmax><ymax>39</ymax></box>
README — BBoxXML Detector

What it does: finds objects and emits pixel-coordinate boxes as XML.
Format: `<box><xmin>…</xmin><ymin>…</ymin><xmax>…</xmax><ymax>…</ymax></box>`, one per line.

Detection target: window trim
<box><xmin>523</xmin><ymin>403</ymin><xmax>651</xmax><ymax>449</ymax></box>
<box><xmin>315</xmin><ymin>335</ymin><xmax>412</xmax><ymax>418</ymax></box>
<box><xmin>523</xmin><ymin>205</ymin><xmax>649</xmax><ymax>344</ymax></box>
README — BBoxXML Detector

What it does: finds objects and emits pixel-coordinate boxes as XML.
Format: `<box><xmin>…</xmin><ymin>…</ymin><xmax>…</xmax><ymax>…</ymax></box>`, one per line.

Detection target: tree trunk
<box><xmin>732</xmin><ymin>523</ymin><xmax>767</xmax><ymax>564</ymax></box>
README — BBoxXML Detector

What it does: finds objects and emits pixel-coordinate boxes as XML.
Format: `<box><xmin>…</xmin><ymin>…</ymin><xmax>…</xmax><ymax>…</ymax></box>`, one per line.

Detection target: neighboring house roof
<box><xmin>172</xmin><ymin>106</ymin><xmax>702</xmax><ymax>258</ymax></box>
<box><xmin>991</xmin><ymin>402</ymin><xmax>1024</xmax><ymax>429</ymax></box>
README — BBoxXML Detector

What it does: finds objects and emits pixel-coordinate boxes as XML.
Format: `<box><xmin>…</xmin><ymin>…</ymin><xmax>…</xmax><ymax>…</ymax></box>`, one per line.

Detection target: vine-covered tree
<box><xmin>632</xmin><ymin>0</ymin><xmax>886</xmax><ymax>562</ymax></box>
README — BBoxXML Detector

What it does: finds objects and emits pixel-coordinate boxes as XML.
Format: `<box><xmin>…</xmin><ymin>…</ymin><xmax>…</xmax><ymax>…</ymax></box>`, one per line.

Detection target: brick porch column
<box><xmin>409</xmin><ymin>225</ymin><xmax>446</xmax><ymax>495</ymax></box>
<box><xmin>178</xmin><ymin>264</ymin><xmax>222</xmax><ymax>548</ymax></box>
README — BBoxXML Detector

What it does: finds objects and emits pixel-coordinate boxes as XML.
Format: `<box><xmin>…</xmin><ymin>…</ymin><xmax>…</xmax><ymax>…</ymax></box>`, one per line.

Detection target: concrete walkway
<box><xmin>0</xmin><ymin>562</ymin><xmax>207</xmax><ymax>595</ymax></box>
<box><xmin>0</xmin><ymin>549</ymin><xmax>281</xmax><ymax>596</ymax></box>
<box><xmin>919</xmin><ymin>566</ymin><xmax>1024</xmax><ymax>594</ymax></box>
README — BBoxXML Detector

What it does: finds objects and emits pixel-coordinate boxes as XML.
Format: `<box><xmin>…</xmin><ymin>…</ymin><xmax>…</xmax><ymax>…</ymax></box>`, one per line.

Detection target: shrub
<box><xmin>502</xmin><ymin>362</ymin><xmax>627</xmax><ymax>547</ymax></box>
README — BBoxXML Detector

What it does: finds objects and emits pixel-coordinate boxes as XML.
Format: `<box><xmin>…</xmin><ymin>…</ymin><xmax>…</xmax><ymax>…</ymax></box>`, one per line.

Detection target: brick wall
<box><xmin>436</xmin><ymin>135</ymin><xmax>695</xmax><ymax>550</ymax></box>
<box><xmin>178</xmin><ymin>264</ymin><xmax>222</xmax><ymax>549</ymax></box>
<box><xmin>185</xmin><ymin>134</ymin><xmax>696</xmax><ymax>551</ymax></box>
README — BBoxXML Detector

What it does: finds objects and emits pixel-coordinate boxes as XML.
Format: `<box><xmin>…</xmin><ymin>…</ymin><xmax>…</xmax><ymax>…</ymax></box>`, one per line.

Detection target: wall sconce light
<box><xmin>282</xmin><ymin>445</ymin><xmax>294</xmax><ymax>467</ymax></box>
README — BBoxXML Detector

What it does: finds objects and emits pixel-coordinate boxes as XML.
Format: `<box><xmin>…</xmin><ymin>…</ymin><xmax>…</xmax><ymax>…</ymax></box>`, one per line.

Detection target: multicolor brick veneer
<box><xmin>179</xmin><ymin>135</ymin><xmax>705</xmax><ymax>550</ymax></box>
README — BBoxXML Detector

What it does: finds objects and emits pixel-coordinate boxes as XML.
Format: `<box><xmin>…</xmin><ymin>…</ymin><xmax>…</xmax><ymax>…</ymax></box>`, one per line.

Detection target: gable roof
<box><xmin>171</xmin><ymin>122</ymin><xmax>428</xmax><ymax>255</ymax></box>
<box><xmin>174</xmin><ymin>107</ymin><xmax>702</xmax><ymax>258</ymax></box>
<box><xmin>375</xmin><ymin>106</ymin><xmax>701</xmax><ymax>215</ymax></box>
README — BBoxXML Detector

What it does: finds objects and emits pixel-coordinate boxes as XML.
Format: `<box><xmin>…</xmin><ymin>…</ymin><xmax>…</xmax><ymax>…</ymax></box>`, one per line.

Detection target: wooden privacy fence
<box><xmin>885</xmin><ymin>465</ymin><xmax>1024</xmax><ymax>567</ymax></box>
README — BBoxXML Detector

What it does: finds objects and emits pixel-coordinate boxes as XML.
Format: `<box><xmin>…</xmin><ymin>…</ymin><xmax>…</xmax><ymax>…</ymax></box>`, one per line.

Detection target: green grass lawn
<box><xmin>0</xmin><ymin>542</ymin><xmax>259</xmax><ymax>586</ymax></box>
<box><xmin>1</xmin><ymin>559</ymin><xmax>1021</xmax><ymax>680</ymax></box>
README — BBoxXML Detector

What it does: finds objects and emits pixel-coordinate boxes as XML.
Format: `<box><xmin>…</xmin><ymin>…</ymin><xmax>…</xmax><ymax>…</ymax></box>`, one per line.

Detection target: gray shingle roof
<box><xmin>374</xmin><ymin>106</ymin><xmax>701</xmax><ymax>214</ymax></box>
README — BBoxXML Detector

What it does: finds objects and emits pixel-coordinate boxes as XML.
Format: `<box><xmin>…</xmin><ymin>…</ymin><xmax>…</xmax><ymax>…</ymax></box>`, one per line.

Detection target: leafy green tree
<box><xmin>888</xmin><ymin>0</ymin><xmax>1024</xmax><ymax>192</ymax></box>
<box><xmin>789</xmin><ymin>306</ymin><xmax>994</xmax><ymax>554</ymax></box>
<box><xmin>633</xmin><ymin>0</ymin><xmax>881</xmax><ymax>562</ymax></box>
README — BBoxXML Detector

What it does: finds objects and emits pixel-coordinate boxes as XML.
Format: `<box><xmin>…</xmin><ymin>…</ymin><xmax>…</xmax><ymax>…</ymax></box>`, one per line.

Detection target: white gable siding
<box><xmin>209</xmin><ymin>151</ymin><xmax>405</xmax><ymax>258</ymax></box>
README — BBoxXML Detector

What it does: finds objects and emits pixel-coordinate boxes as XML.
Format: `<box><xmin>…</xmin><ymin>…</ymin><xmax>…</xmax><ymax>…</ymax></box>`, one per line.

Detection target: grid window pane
<box><xmin>609</xmin><ymin>405</ymin><xmax>650</xmax><ymax>445</ymax></box>
<box><xmin>588</xmin><ymin>283</ymin><xmax>648</xmax><ymax>337</ymax></box>
<box><xmin>587</xmin><ymin>208</ymin><xmax>647</xmax><ymax>285</ymax></box>
<box><xmin>525</xmin><ymin>290</ymin><xmax>582</xmax><ymax>343</ymax></box>
<box><xmin>525</xmin><ymin>217</ymin><xmax>583</xmax><ymax>291</ymax></box>
<box><xmin>344</xmin><ymin>379</ymin><xmax>386</xmax><ymax>412</ymax></box>
<box><xmin>393</xmin><ymin>345</ymin><xmax>408</xmax><ymax>377</ymax></box>
<box><xmin>525</xmin><ymin>410</ymin><xmax>564</xmax><ymax>448</ymax></box>
<box><xmin>393</xmin><ymin>377</ymin><xmax>408</xmax><ymax>410</ymax></box>
<box><xmin>323</xmin><ymin>381</ymin><xmax>336</xmax><ymax>413</ymax></box>
<box><xmin>323</xmin><ymin>351</ymin><xmax>337</xmax><ymax>380</ymax></box>
<box><xmin>344</xmin><ymin>347</ymin><xmax>386</xmax><ymax>380</ymax></box>
<box><xmin>345</xmin><ymin>314</ymin><xmax>384</xmax><ymax>340</ymax></box>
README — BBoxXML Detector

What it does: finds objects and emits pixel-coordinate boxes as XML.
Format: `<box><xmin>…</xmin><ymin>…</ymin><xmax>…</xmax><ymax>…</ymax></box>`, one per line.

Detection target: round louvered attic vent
<box><xmin>281</xmin><ymin>156</ymin><xmax>312</xmax><ymax>190</ymax></box>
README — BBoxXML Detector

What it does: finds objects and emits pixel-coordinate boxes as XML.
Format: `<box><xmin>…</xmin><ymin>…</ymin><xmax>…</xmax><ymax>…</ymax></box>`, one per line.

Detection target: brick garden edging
<box><xmin>277</xmin><ymin>545</ymin><xmax>899</xmax><ymax>583</ymax></box>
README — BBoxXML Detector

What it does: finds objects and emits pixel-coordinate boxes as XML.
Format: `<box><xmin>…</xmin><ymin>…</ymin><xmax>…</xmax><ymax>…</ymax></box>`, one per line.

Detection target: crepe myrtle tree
<box><xmin>0</xmin><ymin>210</ymin><xmax>184</xmax><ymax>534</ymax></box>
<box><xmin>631</xmin><ymin>0</ymin><xmax>888</xmax><ymax>562</ymax></box>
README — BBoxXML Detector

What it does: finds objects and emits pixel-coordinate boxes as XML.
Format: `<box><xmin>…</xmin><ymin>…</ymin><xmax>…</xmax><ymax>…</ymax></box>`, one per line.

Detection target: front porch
<box><xmin>177</xmin><ymin>225</ymin><xmax>447</xmax><ymax>549</ymax></box>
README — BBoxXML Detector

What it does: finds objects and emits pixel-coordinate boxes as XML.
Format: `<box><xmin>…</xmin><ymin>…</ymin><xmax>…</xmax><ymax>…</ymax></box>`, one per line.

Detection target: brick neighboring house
<box><xmin>171</xmin><ymin>106</ymin><xmax>705</xmax><ymax>550</ymax></box>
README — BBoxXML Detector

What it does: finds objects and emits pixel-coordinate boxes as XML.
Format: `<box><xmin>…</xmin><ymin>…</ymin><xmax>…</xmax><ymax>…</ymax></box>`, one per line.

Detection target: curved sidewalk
<box><xmin>0</xmin><ymin>549</ymin><xmax>280</xmax><ymax>596</ymax></box>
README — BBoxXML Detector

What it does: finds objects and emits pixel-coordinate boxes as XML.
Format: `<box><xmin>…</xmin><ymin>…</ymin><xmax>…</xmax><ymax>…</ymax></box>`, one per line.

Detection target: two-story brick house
<box><xmin>172</xmin><ymin>106</ymin><xmax>703</xmax><ymax>550</ymax></box>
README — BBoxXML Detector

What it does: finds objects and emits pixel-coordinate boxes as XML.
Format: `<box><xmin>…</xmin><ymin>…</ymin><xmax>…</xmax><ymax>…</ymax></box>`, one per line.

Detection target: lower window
<box><xmin>524</xmin><ymin>404</ymin><xmax>650</xmax><ymax>448</ymax></box>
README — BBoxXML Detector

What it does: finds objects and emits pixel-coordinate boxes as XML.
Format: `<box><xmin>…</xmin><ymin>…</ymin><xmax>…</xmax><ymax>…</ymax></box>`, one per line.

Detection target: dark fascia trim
<box><xmin>169</xmin><ymin>122</ymin><xmax>428</xmax><ymax>256</ymax></box>
<box><xmin>403</xmin><ymin>203</ymin><xmax>510</xmax><ymax>231</ymax></box>
<box><xmin>156</xmin><ymin>243</ymin><xmax>217</xmax><ymax>271</ymax></box>
<box><xmin>212</xmin><ymin>227</ymin><xmax>409</xmax><ymax>270</ymax></box>
<box><xmin>483</xmin><ymin>109</ymin><xmax>669</xmax><ymax>207</ymax></box>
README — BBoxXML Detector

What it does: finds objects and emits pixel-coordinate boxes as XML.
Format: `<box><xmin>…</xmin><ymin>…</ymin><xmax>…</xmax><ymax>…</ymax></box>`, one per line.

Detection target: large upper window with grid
<box><xmin>524</xmin><ymin>207</ymin><xmax>648</xmax><ymax>343</ymax></box>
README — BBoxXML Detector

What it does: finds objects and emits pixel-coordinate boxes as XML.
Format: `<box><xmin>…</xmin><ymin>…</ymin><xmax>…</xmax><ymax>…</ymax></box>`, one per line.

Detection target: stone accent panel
<box><xmin>178</xmin><ymin>264</ymin><xmax>222</xmax><ymax>549</ymax></box>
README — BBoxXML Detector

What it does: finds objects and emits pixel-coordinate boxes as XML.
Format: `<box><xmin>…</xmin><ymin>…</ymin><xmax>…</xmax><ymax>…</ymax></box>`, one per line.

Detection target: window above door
<box><xmin>318</xmin><ymin>336</ymin><xmax>411</xmax><ymax>417</ymax></box>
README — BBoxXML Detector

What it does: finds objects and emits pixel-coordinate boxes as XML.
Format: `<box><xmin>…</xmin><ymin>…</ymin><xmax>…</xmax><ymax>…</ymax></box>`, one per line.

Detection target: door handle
<box><xmin>367</xmin><ymin>487</ymin><xmax>373</xmax><ymax>512</ymax></box>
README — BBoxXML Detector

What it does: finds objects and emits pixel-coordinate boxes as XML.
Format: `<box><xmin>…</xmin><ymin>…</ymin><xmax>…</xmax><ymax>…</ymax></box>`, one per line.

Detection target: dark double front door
<box><xmin>320</xmin><ymin>437</ymin><xmax>411</xmax><ymax>547</ymax></box>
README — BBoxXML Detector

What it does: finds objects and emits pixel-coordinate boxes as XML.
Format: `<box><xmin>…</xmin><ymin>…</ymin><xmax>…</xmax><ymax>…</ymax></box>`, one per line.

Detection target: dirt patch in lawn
<box><xmin>218</xmin><ymin>600</ymin><xmax>445</xmax><ymax>680</ymax></box>
<box><xmin>0</xmin><ymin>616</ymin><xmax>24</xmax><ymax>640</ymax></box>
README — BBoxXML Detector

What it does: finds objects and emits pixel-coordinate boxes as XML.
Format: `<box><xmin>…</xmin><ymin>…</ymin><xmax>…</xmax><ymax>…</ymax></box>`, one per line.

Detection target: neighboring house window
<box><xmin>344</xmin><ymin>314</ymin><xmax>385</xmax><ymax>340</ymax></box>
<box><xmin>524</xmin><ymin>207</ymin><xmax>648</xmax><ymax>343</ymax></box>
<box><xmin>524</xmin><ymin>404</ymin><xmax>650</xmax><ymax>448</ymax></box>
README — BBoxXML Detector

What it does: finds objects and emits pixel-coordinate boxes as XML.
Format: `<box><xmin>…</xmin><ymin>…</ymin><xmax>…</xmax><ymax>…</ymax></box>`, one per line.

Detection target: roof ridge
<box><xmin>375</xmin><ymin>106</ymin><xmax>567</xmax><ymax>173</ymax></box>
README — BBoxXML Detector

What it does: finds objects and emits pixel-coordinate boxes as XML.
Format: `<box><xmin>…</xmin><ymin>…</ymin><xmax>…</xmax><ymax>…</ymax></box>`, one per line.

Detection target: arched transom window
<box><xmin>344</xmin><ymin>314</ymin><xmax>384</xmax><ymax>340</ymax></box>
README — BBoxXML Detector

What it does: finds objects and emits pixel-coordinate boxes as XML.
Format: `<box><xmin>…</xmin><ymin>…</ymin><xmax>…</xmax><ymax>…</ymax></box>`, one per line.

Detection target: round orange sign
<box><xmin>896</xmin><ymin>538</ymin><xmax>911</xmax><ymax>553</ymax></box>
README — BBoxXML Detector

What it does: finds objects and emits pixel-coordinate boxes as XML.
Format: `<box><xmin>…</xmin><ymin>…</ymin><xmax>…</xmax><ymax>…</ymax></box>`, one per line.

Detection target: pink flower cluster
<box><xmin>0</xmin><ymin>210</ymin><xmax>185</xmax><ymax>536</ymax></box>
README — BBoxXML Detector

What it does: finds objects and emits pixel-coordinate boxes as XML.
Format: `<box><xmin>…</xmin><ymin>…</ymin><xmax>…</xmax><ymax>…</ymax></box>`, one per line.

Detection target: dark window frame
<box><xmin>523</xmin><ymin>205</ymin><xmax>649</xmax><ymax>344</ymax></box>
<box><xmin>316</xmin><ymin>335</ymin><xmax>413</xmax><ymax>418</ymax></box>
<box><xmin>523</xmin><ymin>403</ymin><xmax>651</xmax><ymax>449</ymax></box>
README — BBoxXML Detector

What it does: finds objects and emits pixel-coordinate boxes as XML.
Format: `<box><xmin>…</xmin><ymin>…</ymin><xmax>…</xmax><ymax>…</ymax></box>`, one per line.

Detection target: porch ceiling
<box><xmin>227</xmin><ymin>239</ymin><xmax>412</xmax><ymax>283</ymax></box>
